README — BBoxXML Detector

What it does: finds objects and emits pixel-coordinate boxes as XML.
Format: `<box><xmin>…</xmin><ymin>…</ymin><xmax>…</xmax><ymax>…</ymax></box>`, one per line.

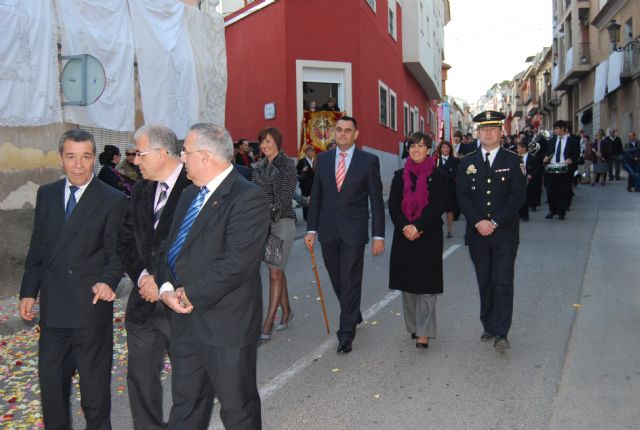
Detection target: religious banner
<box><xmin>299</xmin><ymin>110</ymin><xmax>344</xmax><ymax>157</ymax></box>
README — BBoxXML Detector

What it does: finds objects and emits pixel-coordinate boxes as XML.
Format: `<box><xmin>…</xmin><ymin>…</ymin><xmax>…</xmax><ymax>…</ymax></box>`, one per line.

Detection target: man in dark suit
<box><xmin>157</xmin><ymin>123</ymin><xmax>269</xmax><ymax>429</ymax></box>
<box><xmin>458</xmin><ymin>136</ymin><xmax>482</xmax><ymax>156</ymax></box>
<box><xmin>456</xmin><ymin>111</ymin><xmax>526</xmax><ymax>354</ymax></box>
<box><xmin>118</xmin><ymin>124</ymin><xmax>190</xmax><ymax>429</ymax></box>
<box><xmin>19</xmin><ymin>129</ymin><xmax>127</xmax><ymax>429</ymax></box>
<box><xmin>543</xmin><ymin>120</ymin><xmax>580</xmax><ymax>220</ymax></box>
<box><xmin>516</xmin><ymin>140</ymin><xmax>542</xmax><ymax>221</ymax></box>
<box><xmin>305</xmin><ymin>116</ymin><xmax>385</xmax><ymax>354</ymax></box>
<box><xmin>605</xmin><ymin>128</ymin><xmax>623</xmax><ymax>180</ymax></box>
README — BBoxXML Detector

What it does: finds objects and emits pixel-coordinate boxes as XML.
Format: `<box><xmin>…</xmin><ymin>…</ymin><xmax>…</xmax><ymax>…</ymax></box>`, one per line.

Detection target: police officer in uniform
<box><xmin>456</xmin><ymin>111</ymin><xmax>526</xmax><ymax>353</ymax></box>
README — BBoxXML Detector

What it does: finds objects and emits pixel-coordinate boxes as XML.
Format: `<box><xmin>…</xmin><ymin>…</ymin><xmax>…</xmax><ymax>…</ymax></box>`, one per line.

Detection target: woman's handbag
<box><xmin>262</xmin><ymin>231</ymin><xmax>284</xmax><ymax>266</ymax></box>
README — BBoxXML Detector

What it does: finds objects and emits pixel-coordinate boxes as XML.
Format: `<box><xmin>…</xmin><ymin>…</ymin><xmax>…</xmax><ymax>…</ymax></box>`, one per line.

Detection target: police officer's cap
<box><xmin>473</xmin><ymin>110</ymin><xmax>505</xmax><ymax>128</ymax></box>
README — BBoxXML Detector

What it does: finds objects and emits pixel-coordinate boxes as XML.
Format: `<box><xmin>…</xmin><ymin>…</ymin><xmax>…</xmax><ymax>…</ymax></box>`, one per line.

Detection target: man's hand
<box><xmin>543</xmin><ymin>155</ymin><xmax>551</xmax><ymax>164</ymax></box>
<box><xmin>475</xmin><ymin>220</ymin><xmax>496</xmax><ymax>237</ymax></box>
<box><xmin>304</xmin><ymin>232</ymin><xmax>316</xmax><ymax>250</ymax></box>
<box><xmin>160</xmin><ymin>290</ymin><xmax>193</xmax><ymax>314</ymax></box>
<box><xmin>565</xmin><ymin>158</ymin><xmax>573</xmax><ymax>165</ymax></box>
<box><xmin>139</xmin><ymin>274</ymin><xmax>159</xmax><ymax>302</ymax></box>
<box><xmin>175</xmin><ymin>287</ymin><xmax>193</xmax><ymax>308</ymax></box>
<box><xmin>372</xmin><ymin>239</ymin><xmax>385</xmax><ymax>256</ymax></box>
<box><xmin>92</xmin><ymin>283</ymin><xmax>116</xmax><ymax>304</ymax></box>
<box><xmin>19</xmin><ymin>298</ymin><xmax>37</xmax><ymax>321</ymax></box>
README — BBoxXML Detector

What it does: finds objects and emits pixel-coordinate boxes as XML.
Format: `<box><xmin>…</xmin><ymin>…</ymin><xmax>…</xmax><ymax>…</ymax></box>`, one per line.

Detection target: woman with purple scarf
<box><xmin>388</xmin><ymin>132</ymin><xmax>448</xmax><ymax>349</ymax></box>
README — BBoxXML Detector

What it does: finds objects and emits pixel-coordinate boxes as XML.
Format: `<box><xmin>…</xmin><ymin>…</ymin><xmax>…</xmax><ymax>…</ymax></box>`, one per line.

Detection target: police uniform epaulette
<box><xmin>503</xmin><ymin>148</ymin><xmax>519</xmax><ymax>157</ymax></box>
<box><xmin>460</xmin><ymin>150</ymin><xmax>477</xmax><ymax>158</ymax></box>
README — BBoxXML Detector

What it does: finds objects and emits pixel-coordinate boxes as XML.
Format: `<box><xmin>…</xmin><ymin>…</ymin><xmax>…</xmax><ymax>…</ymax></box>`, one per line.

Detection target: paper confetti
<box><xmin>331</xmin><ymin>368</ymin><xmax>340</xmax><ymax>373</ymax></box>
<box><xmin>572</xmin><ymin>304</ymin><xmax>581</xmax><ymax>309</ymax></box>
<box><xmin>373</xmin><ymin>394</ymin><xmax>381</xmax><ymax>399</ymax></box>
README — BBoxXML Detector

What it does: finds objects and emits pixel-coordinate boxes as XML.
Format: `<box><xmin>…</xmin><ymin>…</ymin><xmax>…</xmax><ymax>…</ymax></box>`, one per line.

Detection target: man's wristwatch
<box><xmin>490</xmin><ymin>219</ymin><xmax>498</xmax><ymax>228</ymax></box>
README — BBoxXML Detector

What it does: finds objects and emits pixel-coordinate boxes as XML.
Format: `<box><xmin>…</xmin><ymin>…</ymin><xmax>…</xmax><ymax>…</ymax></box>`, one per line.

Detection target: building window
<box><xmin>389</xmin><ymin>90</ymin><xmax>397</xmax><ymax>131</ymax></box>
<box><xmin>365</xmin><ymin>0</ymin><xmax>376</xmax><ymax>13</ymax></box>
<box><xmin>388</xmin><ymin>1</ymin><xmax>397</xmax><ymax>40</ymax></box>
<box><xmin>411</xmin><ymin>106</ymin><xmax>419</xmax><ymax>134</ymax></box>
<box><xmin>429</xmin><ymin>109</ymin><xmax>436</xmax><ymax>135</ymax></box>
<box><xmin>404</xmin><ymin>102</ymin><xmax>410</xmax><ymax>136</ymax></box>
<box><xmin>420</xmin><ymin>116</ymin><xmax>425</xmax><ymax>133</ymax></box>
<box><xmin>419</xmin><ymin>1</ymin><xmax>425</xmax><ymax>35</ymax></box>
<box><xmin>379</xmin><ymin>81</ymin><xmax>389</xmax><ymax>127</ymax></box>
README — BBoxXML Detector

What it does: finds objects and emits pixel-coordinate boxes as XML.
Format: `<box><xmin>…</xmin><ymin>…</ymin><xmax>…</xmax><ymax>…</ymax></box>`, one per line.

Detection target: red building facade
<box><xmin>223</xmin><ymin>0</ymin><xmax>444</xmax><ymax>157</ymax></box>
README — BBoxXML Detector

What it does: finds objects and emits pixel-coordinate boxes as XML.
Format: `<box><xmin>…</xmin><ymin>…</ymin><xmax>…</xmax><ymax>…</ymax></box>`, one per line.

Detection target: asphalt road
<box><xmin>77</xmin><ymin>179</ymin><xmax>640</xmax><ymax>429</ymax></box>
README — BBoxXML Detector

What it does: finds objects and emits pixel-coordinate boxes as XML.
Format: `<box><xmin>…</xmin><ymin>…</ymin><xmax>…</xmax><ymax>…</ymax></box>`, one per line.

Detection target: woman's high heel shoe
<box><xmin>274</xmin><ymin>310</ymin><xmax>294</xmax><ymax>332</ymax></box>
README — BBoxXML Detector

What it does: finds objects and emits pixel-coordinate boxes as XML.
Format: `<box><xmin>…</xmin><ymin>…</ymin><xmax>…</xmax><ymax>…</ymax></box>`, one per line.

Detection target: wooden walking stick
<box><xmin>308</xmin><ymin>246</ymin><xmax>331</xmax><ymax>335</ymax></box>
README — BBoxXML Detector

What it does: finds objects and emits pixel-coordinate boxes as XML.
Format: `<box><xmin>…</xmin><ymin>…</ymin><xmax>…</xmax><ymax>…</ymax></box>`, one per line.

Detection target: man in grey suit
<box><xmin>305</xmin><ymin>116</ymin><xmax>385</xmax><ymax>354</ymax></box>
<box><xmin>19</xmin><ymin>129</ymin><xmax>127</xmax><ymax>429</ymax></box>
<box><xmin>157</xmin><ymin>124</ymin><xmax>270</xmax><ymax>429</ymax></box>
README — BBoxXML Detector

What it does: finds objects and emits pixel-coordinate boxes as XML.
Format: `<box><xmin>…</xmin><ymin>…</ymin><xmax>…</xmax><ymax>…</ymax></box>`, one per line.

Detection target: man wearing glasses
<box><xmin>118</xmin><ymin>124</ymin><xmax>191</xmax><ymax>429</ymax></box>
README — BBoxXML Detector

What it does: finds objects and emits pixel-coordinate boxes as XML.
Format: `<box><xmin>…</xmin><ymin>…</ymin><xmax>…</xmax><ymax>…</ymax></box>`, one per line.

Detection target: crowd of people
<box><xmin>17</xmin><ymin>111</ymin><xmax>638</xmax><ymax>429</ymax></box>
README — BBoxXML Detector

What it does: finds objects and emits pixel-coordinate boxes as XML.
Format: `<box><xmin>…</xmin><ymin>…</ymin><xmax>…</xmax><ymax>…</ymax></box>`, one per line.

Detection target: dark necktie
<box><xmin>484</xmin><ymin>152</ymin><xmax>491</xmax><ymax>170</ymax></box>
<box><xmin>167</xmin><ymin>186</ymin><xmax>209</xmax><ymax>279</ymax></box>
<box><xmin>153</xmin><ymin>182</ymin><xmax>169</xmax><ymax>227</ymax></box>
<box><xmin>65</xmin><ymin>185</ymin><xmax>79</xmax><ymax>221</ymax></box>
<box><xmin>555</xmin><ymin>137</ymin><xmax>562</xmax><ymax>163</ymax></box>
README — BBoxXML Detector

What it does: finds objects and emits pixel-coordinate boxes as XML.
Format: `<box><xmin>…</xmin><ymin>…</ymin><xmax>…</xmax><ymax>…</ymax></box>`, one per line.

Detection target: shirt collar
<box><xmin>337</xmin><ymin>144</ymin><xmax>356</xmax><ymax>158</ymax></box>
<box><xmin>203</xmin><ymin>164</ymin><xmax>234</xmax><ymax>196</ymax></box>
<box><xmin>65</xmin><ymin>175</ymin><xmax>93</xmax><ymax>191</ymax></box>
<box><xmin>160</xmin><ymin>162</ymin><xmax>183</xmax><ymax>189</ymax></box>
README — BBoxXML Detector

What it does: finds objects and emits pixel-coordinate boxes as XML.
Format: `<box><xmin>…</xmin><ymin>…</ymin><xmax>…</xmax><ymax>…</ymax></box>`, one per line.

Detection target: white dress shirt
<box><xmin>64</xmin><ymin>175</ymin><xmax>94</xmax><ymax>209</ymax></box>
<box><xmin>482</xmin><ymin>146</ymin><xmax>500</xmax><ymax>167</ymax></box>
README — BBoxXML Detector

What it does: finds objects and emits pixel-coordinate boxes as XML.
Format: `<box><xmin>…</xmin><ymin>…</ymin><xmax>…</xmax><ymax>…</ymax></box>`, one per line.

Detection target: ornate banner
<box><xmin>299</xmin><ymin>110</ymin><xmax>344</xmax><ymax>157</ymax></box>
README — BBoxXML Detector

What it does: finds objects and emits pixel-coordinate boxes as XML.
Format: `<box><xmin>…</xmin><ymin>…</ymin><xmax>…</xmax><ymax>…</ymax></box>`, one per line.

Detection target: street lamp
<box><xmin>607</xmin><ymin>19</ymin><xmax>640</xmax><ymax>52</ymax></box>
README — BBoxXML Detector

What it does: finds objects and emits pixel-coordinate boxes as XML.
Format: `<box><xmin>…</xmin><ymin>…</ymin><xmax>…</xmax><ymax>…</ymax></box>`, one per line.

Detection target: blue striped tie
<box><xmin>167</xmin><ymin>186</ymin><xmax>209</xmax><ymax>279</ymax></box>
<box><xmin>65</xmin><ymin>185</ymin><xmax>79</xmax><ymax>221</ymax></box>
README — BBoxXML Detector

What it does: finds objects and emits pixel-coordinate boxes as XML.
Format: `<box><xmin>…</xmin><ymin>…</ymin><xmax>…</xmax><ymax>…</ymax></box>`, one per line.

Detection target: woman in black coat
<box><xmin>435</xmin><ymin>140</ymin><xmax>459</xmax><ymax>238</ymax></box>
<box><xmin>388</xmin><ymin>132</ymin><xmax>448</xmax><ymax>349</ymax></box>
<box><xmin>97</xmin><ymin>145</ymin><xmax>131</xmax><ymax>195</ymax></box>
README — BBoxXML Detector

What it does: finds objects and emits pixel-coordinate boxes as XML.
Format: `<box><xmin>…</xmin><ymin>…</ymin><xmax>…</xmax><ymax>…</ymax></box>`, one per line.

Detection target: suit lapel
<box><xmin>491</xmin><ymin>149</ymin><xmax>508</xmax><ymax>173</ymax></box>
<box><xmin>155</xmin><ymin>167</ymin><xmax>189</xmax><ymax>236</ymax></box>
<box><xmin>50</xmin><ymin>178</ymin><xmax>103</xmax><ymax>261</ymax></box>
<box><xmin>339</xmin><ymin>147</ymin><xmax>360</xmax><ymax>192</ymax></box>
<box><xmin>179</xmin><ymin>169</ymin><xmax>237</xmax><ymax>254</ymax></box>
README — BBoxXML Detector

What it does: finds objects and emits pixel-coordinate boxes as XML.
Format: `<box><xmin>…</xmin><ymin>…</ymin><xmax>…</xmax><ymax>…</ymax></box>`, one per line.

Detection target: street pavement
<box><xmin>1</xmin><ymin>178</ymin><xmax>639</xmax><ymax>429</ymax></box>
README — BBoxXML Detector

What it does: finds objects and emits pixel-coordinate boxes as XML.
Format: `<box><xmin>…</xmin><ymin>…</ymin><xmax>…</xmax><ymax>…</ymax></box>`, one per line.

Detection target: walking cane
<box><xmin>308</xmin><ymin>246</ymin><xmax>331</xmax><ymax>335</ymax></box>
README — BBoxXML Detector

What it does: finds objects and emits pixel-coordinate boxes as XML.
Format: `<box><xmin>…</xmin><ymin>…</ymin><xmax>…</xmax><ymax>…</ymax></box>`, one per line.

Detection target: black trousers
<box><xmin>321</xmin><ymin>240</ymin><xmax>365</xmax><ymax>342</ymax></box>
<box><xmin>168</xmin><ymin>334</ymin><xmax>261</xmax><ymax>430</ymax></box>
<box><xmin>126</xmin><ymin>304</ymin><xmax>171</xmax><ymax>430</ymax></box>
<box><xmin>545</xmin><ymin>172</ymin><xmax>572</xmax><ymax>216</ymax></box>
<box><xmin>39</xmin><ymin>323</ymin><xmax>113</xmax><ymax>430</ymax></box>
<box><xmin>468</xmin><ymin>243</ymin><xmax>518</xmax><ymax>337</ymax></box>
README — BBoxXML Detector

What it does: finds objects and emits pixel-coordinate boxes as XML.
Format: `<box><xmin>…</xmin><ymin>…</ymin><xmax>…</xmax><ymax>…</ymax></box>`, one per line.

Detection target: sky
<box><xmin>444</xmin><ymin>0</ymin><xmax>553</xmax><ymax>104</ymax></box>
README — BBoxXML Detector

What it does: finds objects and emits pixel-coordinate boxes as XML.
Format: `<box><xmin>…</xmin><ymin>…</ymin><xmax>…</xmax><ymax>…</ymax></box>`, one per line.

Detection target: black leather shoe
<box><xmin>415</xmin><ymin>341</ymin><xmax>429</xmax><ymax>349</ymax></box>
<box><xmin>411</xmin><ymin>333</ymin><xmax>418</xmax><ymax>339</ymax></box>
<box><xmin>480</xmin><ymin>332</ymin><xmax>495</xmax><ymax>342</ymax></box>
<box><xmin>356</xmin><ymin>312</ymin><xmax>363</xmax><ymax>325</ymax></box>
<box><xmin>494</xmin><ymin>336</ymin><xmax>510</xmax><ymax>354</ymax></box>
<box><xmin>559</xmin><ymin>214</ymin><xmax>566</xmax><ymax>220</ymax></box>
<box><xmin>544</xmin><ymin>213</ymin><xmax>555</xmax><ymax>219</ymax></box>
<box><xmin>337</xmin><ymin>340</ymin><xmax>352</xmax><ymax>354</ymax></box>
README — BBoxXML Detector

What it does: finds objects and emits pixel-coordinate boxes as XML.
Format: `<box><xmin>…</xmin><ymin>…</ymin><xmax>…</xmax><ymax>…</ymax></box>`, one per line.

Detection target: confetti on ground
<box><xmin>293</xmin><ymin>296</ymin><xmax>299</xmax><ymax>300</ymax></box>
<box><xmin>331</xmin><ymin>368</ymin><xmax>340</xmax><ymax>373</ymax></box>
<box><xmin>370</xmin><ymin>321</ymin><xmax>378</xmax><ymax>325</ymax></box>
<box><xmin>373</xmin><ymin>394</ymin><xmax>381</xmax><ymax>399</ymax></box>
<box><xmin>395</xmin><ymin>313</ymin><xmax>401</xmax><ymax>316</ymax></box>
<box><xmin>572</xmin><ymin>304</ymin><xmax>582</xmax><ymax>309</ymax></box>
<box><xmin>0</xmin><ymin>297</ymin><xmax>170</xmax><ymax>428</ymax></box>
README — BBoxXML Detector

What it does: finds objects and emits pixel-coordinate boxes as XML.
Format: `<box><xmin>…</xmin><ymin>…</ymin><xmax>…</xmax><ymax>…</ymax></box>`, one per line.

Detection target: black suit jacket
<box><xmin>157</xmin><ymin>169</ymin><xmax>270</xmax><ymax>347</ymax></box>
<box><xmin>546</xmin><ymin>134</ymin><xmax>581</xmax><ymax>164</ymax></box>
<box><xmin>296</xmin><ymin>157</ymin><xmax>315</xmax><ymax>196</ymax></box>
<box><xmin>456</xmin><ymin>149</ymin><xmax>526</xmax><ymax>245</ymax></box>
<box><xmin>523</xmin><ymin>153</ymin><xmax>542</xmax><ymax>184</ymax></box>
<box><xmin>307</xmin><ymin>147</ymin><xmax>385</xmax><ymax>245</ymax></box>
<box><xmin>118</xmin><ymin>166</ymin><xmax>191</xmax><ymax>325</ymax></box>
<box><xmin>459</xmin><ymin>140</ymin><xmax>481</xmax><ymax>156</ymax></box>
<box><xmin>21</xmin><ymin>177</ymin><xmax>127</xmax><ymax>328</ymax></box>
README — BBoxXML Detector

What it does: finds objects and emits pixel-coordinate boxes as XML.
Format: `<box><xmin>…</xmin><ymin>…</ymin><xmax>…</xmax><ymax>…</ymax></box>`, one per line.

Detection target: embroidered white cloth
<box><xmin>594</xmin><ymin>60</ymin><xmax>609</xmax><ymax>104</ymax></box>
<box><xmin>607</xmin><ymin>51</ymin><xmax>624</xmax><ymax>94</ymax></box>
<box><xmin>55</xmin><ymin>0</ymin><xmax>135</xmax><ymax>131</ymax></box>
<box><xmin>128</xmin><ymin>0</ymin><xmax>199</xmax><ymax>138</ymax></box>
<box><xmin>0</xmin><ymin>0</ymin><xmax>62</xmax><ymax>126</ymax></box>
<box><xmin>184</xmin><ymin>1</ymin><xmax>227</xmax><ymax>126</ymax></box>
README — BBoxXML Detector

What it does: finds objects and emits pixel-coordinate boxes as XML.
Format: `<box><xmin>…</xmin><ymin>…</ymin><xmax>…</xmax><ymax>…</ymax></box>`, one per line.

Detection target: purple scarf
<box><xmin>401</xmin><ymin>156</ymin><xmax>435</xmax><ymax>222</ymax></box>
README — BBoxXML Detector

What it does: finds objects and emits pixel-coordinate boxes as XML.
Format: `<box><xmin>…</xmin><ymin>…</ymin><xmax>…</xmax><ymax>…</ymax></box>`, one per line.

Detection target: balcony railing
<box><xmin>578</xmin><ymin>42</ymin><xmax>590</xmax><ymax>65</ymax></box>
<box><xmin>621</xmin><ymin>47</ymin><xmax>640</xmax><ymax>80</ymax></box>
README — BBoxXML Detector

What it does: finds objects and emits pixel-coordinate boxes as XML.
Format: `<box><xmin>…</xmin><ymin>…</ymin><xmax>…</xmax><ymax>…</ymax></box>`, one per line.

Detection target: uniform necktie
<box><xmin>484</xmin><ymin>152</ymin><xmax>491</xmax><ymax>170</ymax></box>
<box><xmin>336</xmin><ymin>152</ymin><xmax>347</xmax><ymax>191</ymax></box>
<box><xmin>153</xmin><ymin>182</ymin><xmax>169</xmax><ymax>228</ymax></box>
<box><xmin>555</xmin><ymin>137</ymin><xmax>562</xmax><ymax>162</ymax></box>
<box><xmin>167</xmin><ymin>186</ymin><xmax>209</xmax><ymax>279</ymax></box>
<box><xmin>65</xmin><ymin>185</ymin><xmax>79</xmax><ymax>221</ymax></box>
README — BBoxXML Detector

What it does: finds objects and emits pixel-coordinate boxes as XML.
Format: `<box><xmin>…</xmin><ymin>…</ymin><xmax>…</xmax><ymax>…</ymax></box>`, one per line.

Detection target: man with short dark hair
<box><xmin>118</xmin><ymin>124</ymin><xmax>190</xmax><ymax>429</ymax></box>
<box><xmin>305</xmin><ymin>116</ymin><xmax>385</xmax><ymax>354</ymax></box>
<box><xmin>20</xmin><ymin>129</ymin><xmax>127</xmax><ymax>429</ymax></box>
<box><xmin>234</xmin><ymin>138</ymin><xmax>253</xmax><ymax>168</ymax></box>
<box><xmin>543</xmin><ymin>120</ymin><xmax>580</xmax><ymax>220</ymax></box>
<box><xmin>456</xmin><ymin>111</ymin><xmax>526</xmax><ymax>354</ymax></box>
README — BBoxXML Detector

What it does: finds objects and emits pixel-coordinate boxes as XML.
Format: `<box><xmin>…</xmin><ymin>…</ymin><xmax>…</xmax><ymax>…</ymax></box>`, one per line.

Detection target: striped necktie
<box><xmin>167</xmin><ymin>186</ymin><xmax>209</xmax><ymax>279</ymax></box>
<box><xmin>65</xmin><ymin>185</ymin><xmax>79</xmax><ymax>221</ymax></box>
<box><xmin>153</xmin><ymin>182</ymin><xmax>168</xmax><ymax>229</ymax></box>
<box><xmin>336</xmin><ymin>152</ymin><xmax>347</xmax><ymax>191</ymax></box>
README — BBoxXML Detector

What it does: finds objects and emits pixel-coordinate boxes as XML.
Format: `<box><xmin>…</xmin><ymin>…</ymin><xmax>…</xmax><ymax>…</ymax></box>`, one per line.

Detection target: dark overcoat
<box><xmin>388</xmin><ymin>167</ymin><xmax>448</xmax><ymax>294</ymax></box>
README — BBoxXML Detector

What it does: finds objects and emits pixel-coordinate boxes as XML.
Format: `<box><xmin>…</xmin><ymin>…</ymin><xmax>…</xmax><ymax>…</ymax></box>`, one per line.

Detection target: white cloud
<box><xmin>444</xmin><ymin>0</ymin><xmax>552</xmax><ymax>102</ymax></box>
